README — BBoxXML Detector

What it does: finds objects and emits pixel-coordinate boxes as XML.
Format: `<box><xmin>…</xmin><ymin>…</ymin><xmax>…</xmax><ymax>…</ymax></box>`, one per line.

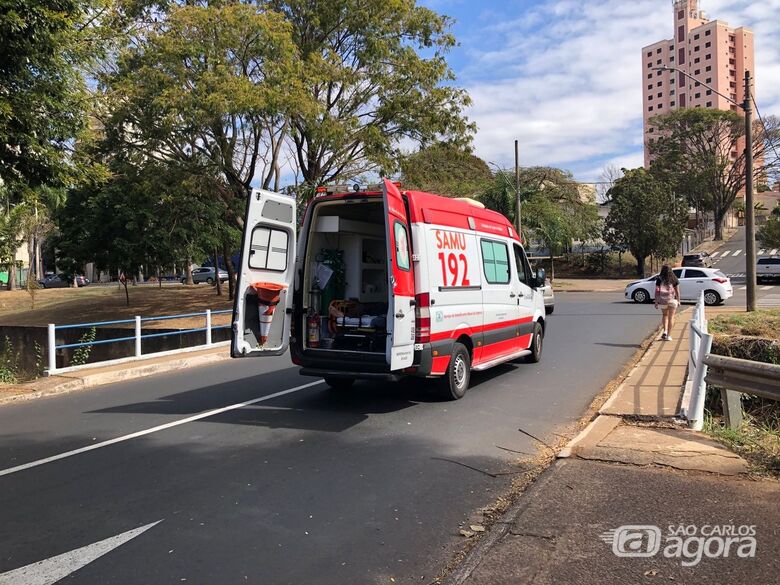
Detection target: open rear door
<box><xmin>232</xmin><ymin>189</ymin><xmax>296</xmax><ymax>357</ymax></box>
<box><xmin>382</xmin><ymin>179</ymin><xmax>415</xmax><ymax>370</ymax></box>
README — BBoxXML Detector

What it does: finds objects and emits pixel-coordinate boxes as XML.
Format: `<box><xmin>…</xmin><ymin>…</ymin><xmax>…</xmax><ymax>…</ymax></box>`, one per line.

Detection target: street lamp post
<box><xmin>653</xmin><ymin>66</ymin><xmax>757</xmax><ymax>312</ymax></box>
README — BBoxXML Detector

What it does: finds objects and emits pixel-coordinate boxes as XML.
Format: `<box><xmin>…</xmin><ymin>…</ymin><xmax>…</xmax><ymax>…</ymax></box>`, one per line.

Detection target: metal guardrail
<box><xmin>681</xmin><ymin>292</ymin><xmax>712</xmax><ymax>430</ymax></box>
<box><xmin>704</xmin><ymin>354</ymin><xmax>780</xmax><ymax>429</ymax></box>
<box><xmin>682</xmin><ymin>293</ymin><xmax>780</xmax><ymax>430</ymax></box>
<box><xmin>46</xmin><ymin>309</ymin><xmax>232</xmax><ymax>375</ymax></box>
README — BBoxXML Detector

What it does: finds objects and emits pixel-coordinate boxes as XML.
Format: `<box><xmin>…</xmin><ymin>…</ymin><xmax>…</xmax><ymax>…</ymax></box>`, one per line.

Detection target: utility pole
<box><xmin>744</xmin><ymin>70</ymin><xmax>756</xmax><ymax>312</ymax></box>
<box><xmin>514</xmin><ymin>140</ymin><xmax>521</xmax><ymax>238</ymax></box>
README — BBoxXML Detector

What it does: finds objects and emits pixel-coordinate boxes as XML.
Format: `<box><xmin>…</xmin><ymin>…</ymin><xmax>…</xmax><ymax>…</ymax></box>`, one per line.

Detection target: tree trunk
<box><xmin>122</xmin><ymin>273</ymin><xmax>130</xmax><ymax>307</ymax></box>
<box><xmin>5</xmin><ymin>263</ymin><xmax>15</xmax><ymax>290</ymax></box>
<box><xmin>35</xmin><ymin>237</ymin><xmax>43</xmax><ymax>279</ymax></box>
<box><xmin>618</xmin><ymin>251</ymin><xmax>623</xmax><ymax>276</ymax></box>
<box><xmin>223</xmin><ymin>242</ymin><xmax>236</xmax><ymax>301</ymax></box>
<box><xmin>714</xmin><ymin>213</ymin><xmax>724</xmax><ymax>241</ymax></box>
<box><xmin>548</xmin><ymin>248</ymin><xmax>555</xmax><ymax>282</ymax></box>
<box><xmin>214</xmin><ymin>247</ymin><xmax>222</xmax><ymax>296</ymax></box>
<box><xmin>636</xmin><ymin>255</ymin><xmax>645</xmax><ymax>277</ymax></box>
<box><xmin>157</xmin><ymin>266</ymin><xmax>162</xmax><ymax>289</ymax></box>
<box><xmin>185</xmin><ymin>256</ymin><xmax>194</xmax><ymax>285</ymax></box>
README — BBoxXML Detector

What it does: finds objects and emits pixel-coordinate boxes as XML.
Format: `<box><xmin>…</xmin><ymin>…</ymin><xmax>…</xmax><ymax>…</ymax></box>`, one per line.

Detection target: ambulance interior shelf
<box><xmin>305</xmin><ymin>200</ymin><xmax>389</xmax><ymax>352</ymax></box>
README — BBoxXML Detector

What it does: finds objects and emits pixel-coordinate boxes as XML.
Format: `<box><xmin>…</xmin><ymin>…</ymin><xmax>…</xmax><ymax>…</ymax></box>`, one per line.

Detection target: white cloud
<box><xmin>458</xmin><ymin>0</ymin><xmax>780</xmax><ymax>181</ymax></box>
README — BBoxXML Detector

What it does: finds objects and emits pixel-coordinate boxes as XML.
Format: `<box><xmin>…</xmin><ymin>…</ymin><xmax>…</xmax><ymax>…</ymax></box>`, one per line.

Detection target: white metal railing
<box><xmin>45</xmin><ymin>309</ymin><xmax>231</xmax><ymax>376</ymax></box>
<box><xmin>680</xmin><ymin>292</ymin><xmax>712</xmax><ymax>430</ymax></box>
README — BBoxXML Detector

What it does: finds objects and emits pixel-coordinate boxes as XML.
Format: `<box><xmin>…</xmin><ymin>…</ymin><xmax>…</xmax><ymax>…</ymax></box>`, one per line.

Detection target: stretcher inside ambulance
<box><xmin>231</xmin><ymin>180</ymin><xmax>547</xmax><ymax>399</ymax></box>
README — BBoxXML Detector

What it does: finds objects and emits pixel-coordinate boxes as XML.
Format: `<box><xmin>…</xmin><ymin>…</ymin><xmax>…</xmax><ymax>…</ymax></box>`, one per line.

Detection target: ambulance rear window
<box><xmin>480</xmin><ymin>240</ymin><xmax>510</xmax><ymax>284</ymax></box>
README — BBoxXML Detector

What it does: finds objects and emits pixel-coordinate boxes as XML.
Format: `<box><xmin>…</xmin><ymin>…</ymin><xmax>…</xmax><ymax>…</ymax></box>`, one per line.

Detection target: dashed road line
<box><xmin>732</xmin><ymin>249</ymin><xmax>741</xmax><ymax>256</ymax></box>
<box><xmin>719</xmin><ymin>250</ymin><xmax>731</xmax><ymax>258</ymax></box>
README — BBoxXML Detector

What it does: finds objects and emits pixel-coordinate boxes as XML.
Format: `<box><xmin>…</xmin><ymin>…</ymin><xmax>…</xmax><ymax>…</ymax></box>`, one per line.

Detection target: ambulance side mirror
<box><xmin>534</xmin><ymin>268</ymin><xmax>546</xmax><ymax>288</ymax></box>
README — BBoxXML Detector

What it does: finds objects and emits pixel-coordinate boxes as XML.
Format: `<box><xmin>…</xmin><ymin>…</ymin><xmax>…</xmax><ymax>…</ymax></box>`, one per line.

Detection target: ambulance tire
<box><xmin>525</xmin><ymin>322</ymin><xmax>544</xmax><ymax>363</ymax></box>
<box><xmin>438</xmin><ymin>343</ymin><xmax>471</xmax><ymax>400</ymax></box>
<box><xmin>324</xmin><ymin>376</ymin><xmax>355</xmax><ymax>391</ymax></box>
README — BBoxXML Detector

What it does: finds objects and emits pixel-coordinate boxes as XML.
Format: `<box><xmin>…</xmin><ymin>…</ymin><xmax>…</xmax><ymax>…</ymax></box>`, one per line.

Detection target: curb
<box><xmin>438</xmin><ymin>459</ymin><xmax>572</xmax><ymax>585</ymax></box>
<box><xmin>0</xmin><ymin>349</ymin><xmax>231</xmax><ymax>406</ymax></box>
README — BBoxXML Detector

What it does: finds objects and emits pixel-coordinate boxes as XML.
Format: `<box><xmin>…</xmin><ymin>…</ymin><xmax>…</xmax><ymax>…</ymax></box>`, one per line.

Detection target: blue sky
<box><xmin>420</xmin><ymin>0</ymin><xmax>780</xmax><ymax>182</ymax></box>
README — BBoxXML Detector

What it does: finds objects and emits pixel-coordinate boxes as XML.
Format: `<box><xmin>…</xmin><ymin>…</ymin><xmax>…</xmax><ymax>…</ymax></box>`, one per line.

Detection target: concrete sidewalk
<box><xmin>444</xmin><ymin>309</ymin><xmax>780</xmax><ymax>584</ymax></box>
<box><xmin>0</xmin><ymin>344</ymin><xmax>230</xmax><ymax>405</ymax></box>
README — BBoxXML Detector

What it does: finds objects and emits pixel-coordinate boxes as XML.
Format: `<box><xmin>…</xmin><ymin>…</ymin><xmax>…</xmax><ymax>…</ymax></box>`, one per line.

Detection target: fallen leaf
<box><xmin>644</xmin><ymin>569</ymin><xmax>658</xmax><ymax>577</ymax></box>
<box><xmin>470</xmin><ymin>525</ymin><xmax>485</xmax><ymax>532</ymax></box>
<box><xmin>459</xmin><ymin>529</ymin><xmax>475</xmax><ymax>538</ymax></box>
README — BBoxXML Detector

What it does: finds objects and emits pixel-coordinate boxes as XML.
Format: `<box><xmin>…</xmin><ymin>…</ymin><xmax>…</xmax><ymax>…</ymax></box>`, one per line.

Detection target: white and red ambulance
<box><xmin>231</xmin><ymin>179</ymin><xmax>547</xmax><ymax>399</ymax></box>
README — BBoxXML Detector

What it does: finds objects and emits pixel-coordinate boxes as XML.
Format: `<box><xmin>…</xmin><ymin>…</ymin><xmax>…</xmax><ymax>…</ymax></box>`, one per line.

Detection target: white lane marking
<box><xmin>0</xmin><ymin>521</ymin><xmax>162</xmax><ymax>585</ymax></box>
<box><xmin>771</xmin><ymin>249</ymin><xmax>779</xmax><ymax>256</ymax></box>
<box><xmin>758</xmin><ymin>249</ymin><xmax>765</xmax><ymax>255</ymax></box>
<box><xmin>739</xmin><ymin>286</ymin><xmax>747</xmax><ymax>290</ymax></box>
<box><xmin>732</xmin><ymin>249</ymin><xmax>741</xmax><ymax>256</ymax></box>
<box><xmin>761</xmin><ymin>285</ymin><xmax>773</xmax><ymax>291</ymax></box>
<box><xmin>710</xmin><ymin>251</ymin><xmax>720</xmax><ymax>257</ymax></box>
<box><xmin>0</xmin><ymin>380</ymin><xmax>324</xmax><ymax>478</ymax></box>
<box><xmin>719</xmin><ymin>250</ymin><xmax>731</xmax><ymax>258</ymax></box>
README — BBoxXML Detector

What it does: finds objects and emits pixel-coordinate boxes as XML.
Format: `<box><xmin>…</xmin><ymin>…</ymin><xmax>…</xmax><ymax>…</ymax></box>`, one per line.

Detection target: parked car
<box><xmin>38</xmin><ymin>274</ymin><xmax>70</xmax><ymax>288</ymax></box>
<box><xmin>540</xmin><ymin>278</ymin><xmax>555</xmax><ymax>314</ymax></box>
<box><xmin>625</xmin><ymin>267</ymin><xmax>732</xmax><ymax>306</ymax></box>
<box><xmin>757</xmin><ymin>257</ymin><xmax>780</xmax><ymax>283</ymax></box>
<box><xmin>186</xmin><ymin>267</ymin><xmax>229</xmax><ymax>284</ymax></box>
<box><xmin>681</xmin><ymin>252</ymin><xmax>713</xmax><ymax>268</ymax></box>
<box><xmin>73</xmin><ymin>275</ymin><xmax>89</xmax><ymax>287</ymax></box>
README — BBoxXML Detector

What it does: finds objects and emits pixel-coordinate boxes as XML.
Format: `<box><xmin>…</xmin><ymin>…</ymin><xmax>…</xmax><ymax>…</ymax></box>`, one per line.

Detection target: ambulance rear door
<box><xmin>232</xmin><ymin>189</ymin><xmax>296</xmax><ymax>357</ymax></box>
<box><xmin>382</xmin><ymin>179</ymin><xmax>415</xmax><ymax>370</ymax></box>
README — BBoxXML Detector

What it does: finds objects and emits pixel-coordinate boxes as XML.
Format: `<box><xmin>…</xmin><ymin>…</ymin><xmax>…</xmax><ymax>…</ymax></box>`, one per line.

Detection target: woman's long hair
<box><xmin>658</xmin><ymin>264</ymin><xmax>678</xmax><ymax>287</ymax></box>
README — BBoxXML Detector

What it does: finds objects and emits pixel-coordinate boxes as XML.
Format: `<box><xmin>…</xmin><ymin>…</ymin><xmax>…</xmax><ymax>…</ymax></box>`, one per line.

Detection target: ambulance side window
<box><xmin>394</xmin><ymin>221</ymin><xmax>410</xmax><ymax>271</ymax></box>
<box><xmin>513</xmin><ymin>245</ymin><xmax>530</xmax><ymax>286</ymax></box>
<box><xmin>480</xmin><ymin>239</ymin><xmax>510</xmax><ymax>284</ymax></box>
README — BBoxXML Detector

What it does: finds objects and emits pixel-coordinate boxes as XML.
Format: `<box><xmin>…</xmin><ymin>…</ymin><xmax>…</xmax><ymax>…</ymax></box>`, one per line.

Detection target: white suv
<box><xmin>625</xmin><ymin>267</ymin><xmax>733</xmax><ymax>306</ymax></box>
<box><xmin>757</xmin><ymin>257</ymin><xmax>780</xmax><ymax>283</ymax></box>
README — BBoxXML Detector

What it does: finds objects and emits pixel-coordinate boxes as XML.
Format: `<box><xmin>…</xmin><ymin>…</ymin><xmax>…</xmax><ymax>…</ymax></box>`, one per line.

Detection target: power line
<box><xmin>751</xmin><ymin>94</ymin><xmax>780</xmax><ymax>170</ymax></box>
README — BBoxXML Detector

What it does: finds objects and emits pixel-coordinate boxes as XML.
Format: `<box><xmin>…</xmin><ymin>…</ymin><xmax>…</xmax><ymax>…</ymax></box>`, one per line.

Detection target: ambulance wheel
<box><xmin>438</xmin><ymin>343</ymin><xmax>471</xmax><ymax>400</ymax></box>
<box><xmin>324</xmin><ymin>376</ymin><xmax>355</xmax><ymax>391</ymax></box>
<box><xmin>525</xmin><ymin>322</ymin><xmax>544</xmax><ymax>363</ymax></box>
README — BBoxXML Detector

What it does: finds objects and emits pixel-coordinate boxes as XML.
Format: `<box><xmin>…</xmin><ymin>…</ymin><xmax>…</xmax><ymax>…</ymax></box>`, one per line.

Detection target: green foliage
<box><xmin>0</xmin><ymin>0</ymin><xmax>106</xmax><ymax>192</ymax></box>
<box><xmin>267</xmin><ymin>0</ymin><xmax>474</xmax><ymax>191</ymax></box>
<box><xmin>400</xmin><ymin>143</ymin><xmax>492</xmax><ymax>197</ymax></box>
<box><xmin>71</xmin><ymin>328</ymin><xmax>96</xmax><ymax>367</ymax></box>
<box><xmin>479</xmin><ymin>167</ymin><xmax>601</xmax><ymax>264</ymax></box>
<box><xmin>604</xmin><ymin>168</ymin><xmax>688</xmax><ymax>276</ymax></box>
<box><xmin>757</xmin><ymin>216</ymin><xmax>780</xmax><ymax>249</ymax></box>
<box><xmin>649</xmin><ymin>108</ymin><xmax>780</xmax><ymax>240</ymax></box>
<box><xmin>0</xmin><ymin>336</ymin><xmax>19</xmax><ymax>384</ymax></box>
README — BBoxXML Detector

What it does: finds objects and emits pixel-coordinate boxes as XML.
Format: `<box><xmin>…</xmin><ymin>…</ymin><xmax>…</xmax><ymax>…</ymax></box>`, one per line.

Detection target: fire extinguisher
<box><xmin>307</xmin><ymin>279</ymin><xmax>321</xmax><ymax>348</ymax></box>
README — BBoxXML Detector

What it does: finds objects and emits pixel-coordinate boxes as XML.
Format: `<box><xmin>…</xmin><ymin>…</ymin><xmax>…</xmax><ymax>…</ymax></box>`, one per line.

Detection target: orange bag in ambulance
<box><xmin>231</xmin><ymin>179</ymin><xmax>547</xmax><ymax>399</ymax></box>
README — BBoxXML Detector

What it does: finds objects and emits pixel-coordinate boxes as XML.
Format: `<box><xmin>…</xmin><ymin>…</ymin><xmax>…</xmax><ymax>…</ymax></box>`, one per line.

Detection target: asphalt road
<box><xmin>708</xmin><ymin>227</ymin><xmax>780</xmax><ymax>307</ymax></box>
<box><xmin>0</xmin><ymin>293</ymin><xmax>661</xmax><ymax>585</ymax></box>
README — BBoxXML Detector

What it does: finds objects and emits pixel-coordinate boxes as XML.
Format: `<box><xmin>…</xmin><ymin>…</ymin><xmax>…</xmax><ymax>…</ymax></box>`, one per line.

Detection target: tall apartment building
<box><xmin>641</xmin><ymin>0</ymin><xmax>754</xmax><ymax>166</ymax></box>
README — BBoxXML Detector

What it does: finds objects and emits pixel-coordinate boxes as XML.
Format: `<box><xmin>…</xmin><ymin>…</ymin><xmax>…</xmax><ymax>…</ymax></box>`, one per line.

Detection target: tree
<box><xmin>479</xmin><ymin>167</ymin><xmax>600</xmax><ymax>279</ymax></box>
<box><xmin>649</xmin><ymin>109</ymin><xmax>780</xmax><ymax>240</ymax></box>
<box><xmin>400</xmin><ymin>143</ymin><xmax>491</xmax><ymax>197</ymax></box>
<box><xmin>0</xmin><ymin>0</ymin><xmax>105</xmax><ymax>194</ymax></box>
<box><xmin>604</xmin><ymin>168</ymin><xmax>688</xmax><ymax>276</ymax></box>
<box><xmin>267</xmin><ymin>0</ymin><xmax>473</xmax><ymax>191</ymax></box>
<box><xmin>104</xmin><ymin>3</ymin><xmax>303</xmax><ymax>230</ymax></box>
<box><xmin>757</xmin><ymin>217</ymin><xmax>780</xmax><ymax>249</ymax></box>
<box><xmin>0</xmin><ymin>205</ymin><xmax>24</xmax><ymax>290</ymax></box>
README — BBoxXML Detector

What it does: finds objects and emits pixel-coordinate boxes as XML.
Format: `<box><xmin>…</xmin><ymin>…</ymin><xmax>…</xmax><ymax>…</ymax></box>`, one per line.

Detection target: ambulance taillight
<box><xmin>415</xmin><ymin>293</ymin><xmax>431</xmax><ymax>344</ymax></box>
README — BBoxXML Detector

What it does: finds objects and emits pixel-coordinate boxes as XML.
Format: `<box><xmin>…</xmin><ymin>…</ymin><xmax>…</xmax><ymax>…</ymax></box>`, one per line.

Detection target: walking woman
<box><xmin>654</xmin><ymin>264</ymin><xmax>681</xmax><ymax>340</ymax></box>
